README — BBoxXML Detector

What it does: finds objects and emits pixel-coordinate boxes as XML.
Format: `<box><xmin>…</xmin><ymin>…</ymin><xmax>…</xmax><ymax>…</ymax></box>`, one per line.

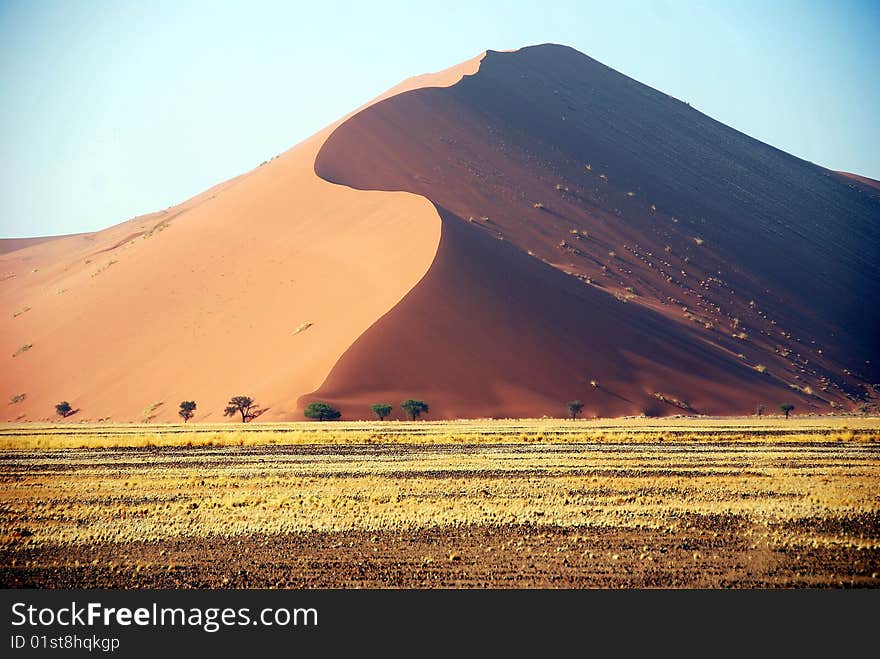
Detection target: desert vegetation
<box><xmin>11</xmin><ymin>343</ymin><xmax>32</xmax><ymax>358</ymax></box>
<box><xmin>178</xmin><ymin>401</ymin><xmax>197</xmax><ymax>423</ymax></box>
<box><xmin>141</xmin><ymin>401</ymin><xmax>163</xmax><ymax>423</ymax></box>
<box><xmin>303</xmin><ymin>402</ymin><xmax>341</xmax><ymax>421</ymax></box>
<box><xmin>371</xmin><ymin>404</ymin><xmax>393</xmax><ymax>421</ymax></box>
<box><xmin>567</xmin><ymin>400</ymin><xmax>584</xmax><ymax>419</ymax></box>
<box><xmin>0</xmin><ymin>416</ymin><xmax>878</xmax><ymax>588</ymax></box>
<box><xmin>2</xmin><ymin>416</ymin><xmax>877</xmax><ymax>450</ymax></box>
<box><xmin>223</xmin><ymin>396</ymin><xmax>260</xmax><ymax>423</ymax></box>
<box><xmin>54</xmin><ymin>401</ymin><xmax>73</xmax><ymax>418</ymax></box>
<box><xmin>401</xmin><ymin>399</ymin><xmax>429</xmax><ymax>421</ymax></box>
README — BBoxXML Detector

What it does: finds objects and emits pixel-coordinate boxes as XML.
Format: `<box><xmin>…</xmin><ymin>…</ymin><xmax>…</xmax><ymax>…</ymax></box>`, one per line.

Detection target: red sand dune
<box><xmin>2</xmin><ymin>44</ymin><xmax>878</xmax><ymax>421</ymax></box>
<box><xmin>836</xmin><ymin>171</ymin><xmax>880</xmax><ymax>193</ymax></box>
<box><xmin>309</xmin><ymin>45</ymin><xmax>880</xmax><ymax>418</ymax></box>
<box><xmin>0</xmin><ymin>57</ymin><xmax>481</xmax><ymax>422</ymax></box>
<box><xmin>0</xmin><ymin>235</ymin><xmax>71</xmax><ymax>256</ymax></box>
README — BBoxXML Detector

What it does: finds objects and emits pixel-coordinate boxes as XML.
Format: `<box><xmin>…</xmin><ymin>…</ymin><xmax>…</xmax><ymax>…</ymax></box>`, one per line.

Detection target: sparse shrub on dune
<box><xmin>224</xmin><ymin>396</ymin><xmax>259</xmax><ymax>423</ymax></box>
<box><xmin>12</xmin><ymin>343</ymin><xmax>32</xmax><ymax>357</ymax></box>
<box><xmin>90</xmin><ymin>259</ymin><xmax>118</xmax><ymax>277</ymax></box>
<box><xmin>370</xmin><ymin>403</ymin><xmax>393</xmax><ymax>421</ymax></box>
<box><xmin>179</xmin><ymin>401</ymin><xmax>197</xmax><ymax>423</ymax></box>
<box><xmin>141</xmin><ymin>401</ymin><xmax>164</xmax><ymax>423</ymax></box>
<box><xmin>401</xmin><ymin>399</ymin><xmax>429</xmax><ymax>421</ymax></box>
<box><xmin>55</xmin><ymin>401</ymin><xmax>73</xmax><ymax>418</ymax></box>
<box><xmin>567</xmin><ymin>400</ymin><xmax>584</xmax><ymax>419</ymax></box>
<box><xmin>653</xmin><ymin>392</ymin><xmax>693</xmax><ymax>412</ymax></box>
<box><xmin>304</xmin><ymin>402</ymin><xmax>342</xmax><ymax>421</ymax></box>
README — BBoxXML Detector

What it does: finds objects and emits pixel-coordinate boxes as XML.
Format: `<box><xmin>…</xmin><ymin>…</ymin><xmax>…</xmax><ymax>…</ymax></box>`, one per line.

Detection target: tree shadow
<box><xmin>247</xmin><ymin>407</ymin><xmax>269</xmax><ymax>422</ymax></box>
<box><xmin>594</xmin><ymin>387</ymin><xmax>634</xmax><ymax>405</ymax></box>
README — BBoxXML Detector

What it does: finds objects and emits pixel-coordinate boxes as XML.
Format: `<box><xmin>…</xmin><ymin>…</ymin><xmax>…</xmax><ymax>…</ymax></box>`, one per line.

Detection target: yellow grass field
<box><xmin>2</xmin><ymin>415</ymin><xmax>878</xmax><ymax>449</ymax></box>
<box><xmin>1</xmin><ymin>416</ymin><xmax>878</xmax><ymax>588</ymax></box>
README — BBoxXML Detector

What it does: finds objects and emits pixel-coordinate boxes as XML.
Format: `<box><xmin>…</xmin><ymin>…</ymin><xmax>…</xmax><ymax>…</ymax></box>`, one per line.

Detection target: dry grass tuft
<box><xmin>11</xmin><ymin>344</ymin><xmax>32</xmax><ymax>358</ymax></box>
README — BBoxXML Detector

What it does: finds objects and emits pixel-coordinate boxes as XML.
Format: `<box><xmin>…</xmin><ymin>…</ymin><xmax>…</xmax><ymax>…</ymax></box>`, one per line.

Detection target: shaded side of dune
<box><xmin>304</xmin><ymin>206</ymin><xmax>808</xmax><ymax>419</ymax></box>
<box><xmin>0</xmin><ymin>235</ymin><xmax>73</xmax><ymax>255</ymax></box>
<box><xmin>307</xmin><ymin>44</ymin><xmax>880</xmax><ymax>418</ymax></box>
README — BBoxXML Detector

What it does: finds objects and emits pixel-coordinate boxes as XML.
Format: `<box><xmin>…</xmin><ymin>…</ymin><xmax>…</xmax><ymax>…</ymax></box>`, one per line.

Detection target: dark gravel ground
<box><xmin>3</xmin><ymin>516</ymin><xmax>878</xmax><ymax>589</ymax></box>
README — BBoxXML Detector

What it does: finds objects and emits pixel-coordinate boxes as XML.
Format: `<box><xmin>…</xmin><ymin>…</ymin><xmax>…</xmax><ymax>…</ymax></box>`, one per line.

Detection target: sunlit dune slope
<box><xmin>0</xmin><ymin>56</ymin><xmax>484</xmax><ymax>422</ymax></box>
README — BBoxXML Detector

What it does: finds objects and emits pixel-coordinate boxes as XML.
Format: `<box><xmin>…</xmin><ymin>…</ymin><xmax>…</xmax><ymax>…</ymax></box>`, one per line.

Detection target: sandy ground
<box><xmin>5</xmin><ymin>520</ymin><xmax>878</xmax><ymax>589</ymax></box>
<box><xmin>2</xmin><ymin>432</ymin><xmax>878</xmax><ymax>588</ymax></box>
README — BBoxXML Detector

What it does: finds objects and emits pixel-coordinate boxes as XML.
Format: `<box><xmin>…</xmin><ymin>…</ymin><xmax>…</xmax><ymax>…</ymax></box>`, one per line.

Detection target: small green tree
<box><xmin>55</xmin><ymin>401</ymin><xmax>72</xmax><ymax>418</ymax></box>
<box><xmin>401</xmin><ymin>399</ymin><xmax>429</xmax><ymax>421</ymax></box>
<box><xmin>224</xmin><ymin>395</ymin><xmax>258</xmax><ymax>423</ymax></box>
<box><xmin>567</xmin><ymin>400</ymin><xmax>584</xmax><ymax>419</ymax></box>
<box><xmin>371</xmin><ymin>403</ymin><xmax>392</xmax><ymax>421</ymax></box>
<box><xmin>304</xmin><ymin>402</ymin><xmax>341</xmax><ymax>421</ymax></box>
<box><xmin>179</xmin><ymin>400</ymin><xmax>197</xmax><ymax>423</ymax></box>
<box><xmin>780</xmin><ymin>403</ymin><xmax>794</xmax><ymax>419</ymax></box>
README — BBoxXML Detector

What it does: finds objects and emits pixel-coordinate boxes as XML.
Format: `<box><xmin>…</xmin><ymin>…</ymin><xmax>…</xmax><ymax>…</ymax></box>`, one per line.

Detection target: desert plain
<box><xmin>2</xmin><ymin>416</ymin><xmax>878</xmax><ymax>588</ymax></box>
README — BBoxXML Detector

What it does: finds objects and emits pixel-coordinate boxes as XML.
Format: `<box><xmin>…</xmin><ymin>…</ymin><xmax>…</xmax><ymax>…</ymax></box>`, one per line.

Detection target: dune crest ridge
<box><xmin>306</xmin><ymin>44</ymin><xmax>879</xmax><ymax>419</ymax></box>
<box><xmin>0</xmin><ymin>53</ymin><xmax>486</xmax><ymax>422</ymax></box>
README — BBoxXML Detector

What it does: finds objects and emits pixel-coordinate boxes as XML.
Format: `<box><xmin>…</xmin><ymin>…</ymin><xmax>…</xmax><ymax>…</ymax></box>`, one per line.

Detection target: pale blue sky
<box><xmin>1</xmin><ymin>0</ymin><xmax>878</xmax><ymax>238</ymax></box>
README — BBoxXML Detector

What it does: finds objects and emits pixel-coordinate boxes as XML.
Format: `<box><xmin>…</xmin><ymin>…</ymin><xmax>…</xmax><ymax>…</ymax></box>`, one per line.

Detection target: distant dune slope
<box><xmin>0</xmin><ymin>57</ymin><xmax>483</xmax><ymax>422</ymax></box>
<box><xmin>3</xmin><ymin>44</ymin><xmax>878</xmax><ymax>422</ymax></box>
<box><xmin>310</xmin><ymin>44</ymin><xmax>880</xmax><ymax>418</ymax></box>
<box><xmin>0</xmin><ymin>235</ymin><xmax>72</xmax><ymax>255</ymax></box>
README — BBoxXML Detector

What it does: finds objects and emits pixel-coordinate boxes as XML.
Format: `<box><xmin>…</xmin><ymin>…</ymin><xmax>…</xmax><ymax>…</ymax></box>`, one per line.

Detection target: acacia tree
<box><xmin>304</xmin><ymin>402</ymin><xmax>341</xmax><ymax>421</ymax></box>
<box><xmin>179</xmin><ymin>401</ymin><xmax>197</xmax><ymax>423</ymax></box>
<box><xmin>401</xmin><ymin>399</ymin><xmax>429</xmax><ymax>421</ymax></box>
<box><xmin>224</xmin><ymin>396</ymin><xmax>258</xmax><ymax>423</ymax></box>
<box><xmin>780</xmin><ymin>403</ymin><xmax>795</xmax><ymax>419</ymax></box>
<box><xmin>756</xmin><ymin>404</ymin><xmax>765</xmax><ymax>417</ymax></box>
<box><xmin>55</xmin><ymin>401</ymin><xmax>73</xmax><ymax>418</ymax></box>
<box><xmin>371</xmin><ymin>403</ymin><xmax>392</xmax><ymax>421</ymax></box>
<box><xmin>567</xmin><ymin>400</ymin><xmax>584</xmax><ymax>419</ymax></box>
